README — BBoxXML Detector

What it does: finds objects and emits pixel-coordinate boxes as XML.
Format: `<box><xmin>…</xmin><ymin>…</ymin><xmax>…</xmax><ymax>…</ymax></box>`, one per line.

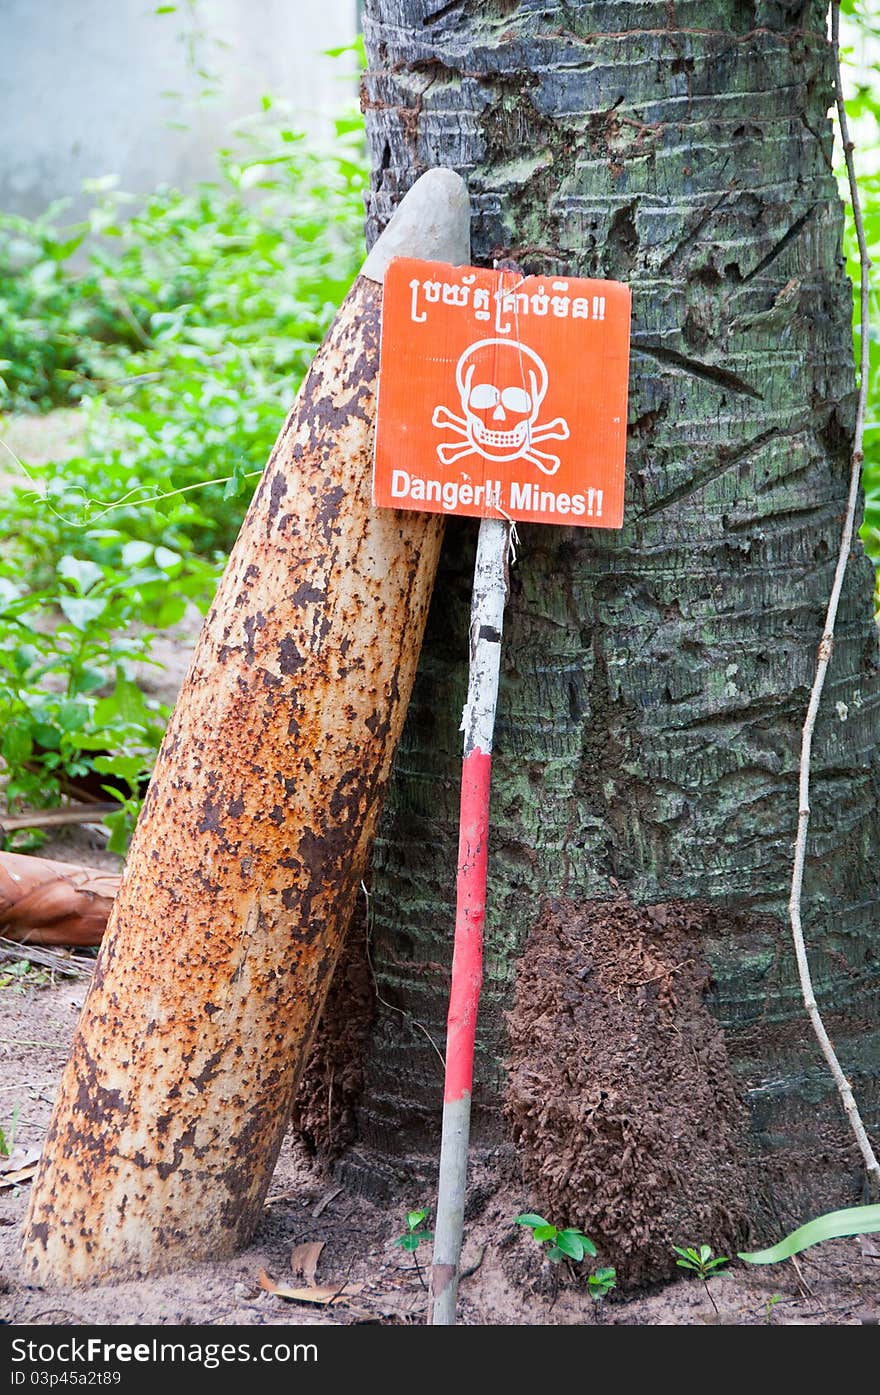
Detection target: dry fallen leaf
<box><xmin>0</xmin><ymin>1161</ymin><xmax>39</xmax><ymax>1190</ymax></box>
<box><xmin>0</xmin><ymin>1147</ymin><xmax>40</xmax><ymax>1177</ymax></box>
<box><xmin>258</xmin><ymin>1269</ymin><xmax>363</xmax><ymax>1305</ymax></box>
<box><xmin>291</xmin><ymin>1240</ymin><xmax>324</xmax><ymax>1286</ymax></box>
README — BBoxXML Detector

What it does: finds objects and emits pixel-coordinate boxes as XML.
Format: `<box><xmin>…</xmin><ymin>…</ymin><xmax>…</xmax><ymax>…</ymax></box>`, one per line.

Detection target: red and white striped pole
<box><xmin>430</xmin><ymin>516</ymin><xmax>510</xmax><ymax>1325</ymax></box>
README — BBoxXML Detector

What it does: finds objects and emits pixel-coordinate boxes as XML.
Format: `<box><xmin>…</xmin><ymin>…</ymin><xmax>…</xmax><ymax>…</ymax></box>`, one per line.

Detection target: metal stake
<box><xmin>430</xmin><ymin>516</ymin><xmax>510</xmax><ymax>1325</ymax></box>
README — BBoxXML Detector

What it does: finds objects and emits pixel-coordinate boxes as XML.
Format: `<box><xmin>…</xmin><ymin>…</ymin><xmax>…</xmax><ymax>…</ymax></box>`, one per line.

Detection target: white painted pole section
<box><xmin>430</xmin><ymin>516</ymin><xmax>509</xmax><ymax>1326</ymax></box>
<box><xmin>459</xmin><ymin>519</ymin><xmax>509</xmax><ymax>757</ymax></box>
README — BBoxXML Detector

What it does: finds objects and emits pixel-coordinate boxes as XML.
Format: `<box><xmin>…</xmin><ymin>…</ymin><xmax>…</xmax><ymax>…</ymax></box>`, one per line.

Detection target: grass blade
<box><xmin>738</xmin><ymin>1205</ymin><xmax>880</xmax><ymax>1264</ymax></box>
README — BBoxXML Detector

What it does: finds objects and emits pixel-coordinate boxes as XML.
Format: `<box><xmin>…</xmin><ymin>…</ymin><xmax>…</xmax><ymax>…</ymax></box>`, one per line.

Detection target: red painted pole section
<box><xmin>444</xmin><ymin>747</ymin><xmax>491</xmax><ymax>1105</ymax></box>
<box><xmin>430</xmin><ymin>516</ymin><xmax>509</xmax><ymax>1325</ymax></box>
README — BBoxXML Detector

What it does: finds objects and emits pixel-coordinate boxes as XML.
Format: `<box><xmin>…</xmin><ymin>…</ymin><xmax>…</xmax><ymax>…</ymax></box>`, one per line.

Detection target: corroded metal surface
<box><xmin>20</xmin><ymin>274</ymin><xmax>445</xmax><ymax>1283</ymax></box>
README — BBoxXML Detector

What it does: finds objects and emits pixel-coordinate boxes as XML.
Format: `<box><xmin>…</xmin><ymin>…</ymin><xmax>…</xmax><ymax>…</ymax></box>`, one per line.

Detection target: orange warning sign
<box><xmin>373</xmin><ymin>258</ymin><xmax>630</xmax><ymax>528</ymax></box>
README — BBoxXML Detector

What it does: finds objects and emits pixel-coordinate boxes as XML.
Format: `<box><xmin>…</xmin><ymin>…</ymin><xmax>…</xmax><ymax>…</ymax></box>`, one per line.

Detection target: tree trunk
<box><xmin>343</xmin><ymin>0</ymin><xmax>880</xmax><ymax>1271</ymax></box>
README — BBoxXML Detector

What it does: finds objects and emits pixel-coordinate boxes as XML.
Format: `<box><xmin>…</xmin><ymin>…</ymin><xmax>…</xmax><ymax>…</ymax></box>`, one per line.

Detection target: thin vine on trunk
<box><xmin>788</xmin><ymin>1</ymin><xmax>880</xmax><ymax>1197</ymax></box>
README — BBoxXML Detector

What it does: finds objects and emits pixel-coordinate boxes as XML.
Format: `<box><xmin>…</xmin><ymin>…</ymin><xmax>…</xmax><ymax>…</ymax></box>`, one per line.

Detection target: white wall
<box><xmin>1</xmin><ymin>0</ymin><xmax>359</xmax><ymax>217</ymax></box>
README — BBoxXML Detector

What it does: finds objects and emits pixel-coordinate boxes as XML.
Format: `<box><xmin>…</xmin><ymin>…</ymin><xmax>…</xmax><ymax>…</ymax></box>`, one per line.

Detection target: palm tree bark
<box><xmin>345</xmin><ymin>0</ymin><xmax>880</xmax><ymax>1260</ymax></box>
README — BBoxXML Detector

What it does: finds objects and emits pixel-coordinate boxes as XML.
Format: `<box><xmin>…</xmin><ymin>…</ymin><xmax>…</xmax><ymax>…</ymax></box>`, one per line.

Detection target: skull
<box><xmin>456</xmin><ymin>339</ymin><xmax>549</xmax><ymax>462</ymax></box>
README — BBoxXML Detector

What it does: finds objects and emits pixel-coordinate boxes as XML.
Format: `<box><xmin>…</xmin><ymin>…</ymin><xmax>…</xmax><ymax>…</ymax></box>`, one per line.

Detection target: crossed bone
<box><xmin>431</xmin><ymin>406</ymin><xmax>570</xmax><ymax>475</ymax></box>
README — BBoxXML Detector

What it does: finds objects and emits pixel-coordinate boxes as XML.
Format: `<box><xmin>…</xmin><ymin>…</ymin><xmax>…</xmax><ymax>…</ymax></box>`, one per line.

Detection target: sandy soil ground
<box><xmin>0</xmin><ymin>969</ymin><xmax>878</xmax><ymax>1327</ymax></box>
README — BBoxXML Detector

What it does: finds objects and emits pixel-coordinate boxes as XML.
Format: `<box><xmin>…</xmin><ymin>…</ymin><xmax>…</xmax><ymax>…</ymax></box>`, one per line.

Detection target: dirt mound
<box><xmin>505</xmin><ymin>896</ymin><xmax>753</xmax><ymax>1286</ymax></box>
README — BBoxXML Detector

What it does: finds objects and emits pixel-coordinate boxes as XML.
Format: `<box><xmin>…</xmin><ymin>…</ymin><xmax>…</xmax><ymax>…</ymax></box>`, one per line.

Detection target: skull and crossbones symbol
<box><xmin>431</xmin><ymin>338</ymin><xmax>570</xmax><ymax>476</ymax></box>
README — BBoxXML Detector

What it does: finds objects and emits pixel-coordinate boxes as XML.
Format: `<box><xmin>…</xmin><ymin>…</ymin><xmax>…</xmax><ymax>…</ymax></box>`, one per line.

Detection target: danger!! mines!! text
<box><xmin>390</xmin><ymin>469</ymin><xmax>604</xmax><ymax>519</ymax></box>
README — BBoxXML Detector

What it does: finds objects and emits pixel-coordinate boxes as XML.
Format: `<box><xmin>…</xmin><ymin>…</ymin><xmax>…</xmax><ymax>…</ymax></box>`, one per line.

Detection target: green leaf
<box><xmin>2</xmin><ymin>724</ymin><xmax>33</xmax><ymax>765</ymax></box>
<box><xmin>514</xmin><ymin>1214</ymin><xmax>549</xmax><ymax>1229</ymax></box>
<box><xmin>103</xmin><ymin>808</ymin><xmax>134</xmax><ymax>856</ymax></box>
<box><xmin>70</xmin><ymin>665</ymin><xmax>108</xmax><ymax>695</ymax></box>
<box><xmin>94</xmin><ymin>755</ymin><xmax>148</xmax><ymax>787</ymax></box>
<box><xmin>154</xmin><ymin>596</ymin><xmax>187</xmax><ymax>627</ymax></box>
<box><xmin>45</xmin><ymin>232</ymin><xmax>85</xmax><ymax>261</ymax></box>
<box><xmin>154</xmin><ymin>546</ymin><xmax>182</xmax><ymax>574</ymax></box>
<box><xmin>32</xmin><ymin>724</ymin><xmax>61</xmax><ymax>751</ymax></box>
<box><xmin>554</xmin><ymin>1230</ymin><xmax>585</xmax><ymax>1261</ymax></box>
<box><xmin>588</xmin><ymin>1267</ymin><xmax>617</xmax><ymax>1299</ymax></box>
<box><xmin>57</xmin><ymin>556</ymin><xmax>104</xmax><ymax>595</ymax></box>
<box><xmin>59</xmin><ymin>595</ymin><xmax>107</xmax><ymax>629</ymax></box>
<box><xmin>56</xmin><ymin>699</ymin><xmax>90</xmax><ymax>733</ymax></box>
<box><xmin>222</xmin><ymin>462</ymin><xmax>247</xmax><ymax>500</ymax></box>
<box><xmin>0</xmin><ymin>1104</ymin><xmax>20</xmax><ymax>1156</ymax></box>
<box><xmin>93</xmin><ymin>674</ymin><xmax>153</xmax><ymax>727</ymax></box>
<box><xmin>532</xmin><ymin>1225</ymin><xmax>557</xmax><ymax>1242</ymax></box>
<box><xmin>738</xmin><ymin>1205</ymin><xmax>880</xmax><ymax>1265</ymax></box>
<box><xmin>121</xmin><ymin>540</ymin><xmax>154</xmax><ymax>568</ymax></box>
<box><xmin>406</xmin><ymin>1210</ymin><xmax>427</xmax><ymax>1231</ymax></box>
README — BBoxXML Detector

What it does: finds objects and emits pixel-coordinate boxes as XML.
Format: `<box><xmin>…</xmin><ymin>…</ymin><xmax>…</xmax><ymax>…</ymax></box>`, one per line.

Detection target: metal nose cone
<box><xmin>360</xmin><ymin>167</ymin><xmax>471</xmax><ymax>284</ymax></box>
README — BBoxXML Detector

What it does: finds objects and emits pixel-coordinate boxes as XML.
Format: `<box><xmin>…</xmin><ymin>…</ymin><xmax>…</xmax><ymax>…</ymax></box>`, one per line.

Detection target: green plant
<box><xmin>0</xmin><ymin>1104</ymin><xmax>20</xmax><ymax>1158</ymax></box>
<box><xmin>0</xmin><ymin>551</ymin><xmax>195</xmax><ymax>849</ymax></box>
<box><xmin>838</xmin><ymin>6</ymin><xmax>880</xmax><ymax>582</ymax></box>
<box><xmin>394</xmin><ymin>1209</ymin><xmax>433</xmax><ymax>1253</ymax></box>
<box><xmin>587</xmin><ymin>1266</ymin><xmax>617</xmax><ymax>1301</ymax></box>
<box><xmin>0</xmin><ymin>960</ymin><xmax>51</xmax><ymax>992</ymax></box>
<box><xmin>673</xmin><ymin>1243</ymin><xmax>729</xmax><ymax>1316</ymax></box>
<box><xmin>0</xmin><ymin>207</ymin><xmax>115</xmax><ymax>412</ymax></box>
<box><xmin>764</xmin><ymin>1293</ymin><xmax>783</xmax><ymax>1323</ymax></box>
<box><xmin>843</xmin><ymin>165</ymin><xmax>880</xmax><ymax>587</ymax></box>
<box><xmin>0</xmin><ymin>104</ymin><xmax>365</xmax><ymax>560</ymax></box>
<box><xmin>0</xmin><ymin>88</ymin><xmax>366</xmax><ymax>850</ymax></box>
<box><xmin>394</xmin><ymin>1208</ymin><xmax>433</xmax><ymax>1290</ymax></box>
<box><xmin>514</xmin><ymin>1212</ymin><xmax>597</xmax><ymax>1265</ymax></box>
<box><xmin>672</xmin><ymin>1243</ymin><xmax>730</xmax><ymax>1280</ymax></box>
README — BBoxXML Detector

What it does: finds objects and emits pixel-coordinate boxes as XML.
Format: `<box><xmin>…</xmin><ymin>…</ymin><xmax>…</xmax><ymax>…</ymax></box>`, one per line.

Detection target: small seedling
<box><xmin>673</xmin><ymin>1243</ymin><xmax>729</xmax><ymax>1280</ymax></box>
<box><xmin>394</xmin><ymin>1209</ymin><xmax>433</xmax><ymax>1290</ymax></box>
<box><xmin>394</xmin><ymin>1208</ymin><xmax>433</xmax><ymax>1252</ymax></box>
<box><xmin>588</xmin><ymin>1266</ymin><xmax>617</xmax><ymax>1301</ymax></box>
<box><xmin>0</xmin><ymin>1104</ymin><xmax>20</xmax><ymax>1159</ymax></box>
<box><xmin>764</xmin><ymin>1293</ymin><xmax>783</xmax><ymax>1324</ymax></box>
<box><xmin>514</xmin><ymin>1213</ymin><xmax>597</xmax><ymax>1264</ymax></box>
<box><xmin>673</xmin><ymin>1244</ymin><xmax>729</xmax><ymax>1316</ymax></box>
